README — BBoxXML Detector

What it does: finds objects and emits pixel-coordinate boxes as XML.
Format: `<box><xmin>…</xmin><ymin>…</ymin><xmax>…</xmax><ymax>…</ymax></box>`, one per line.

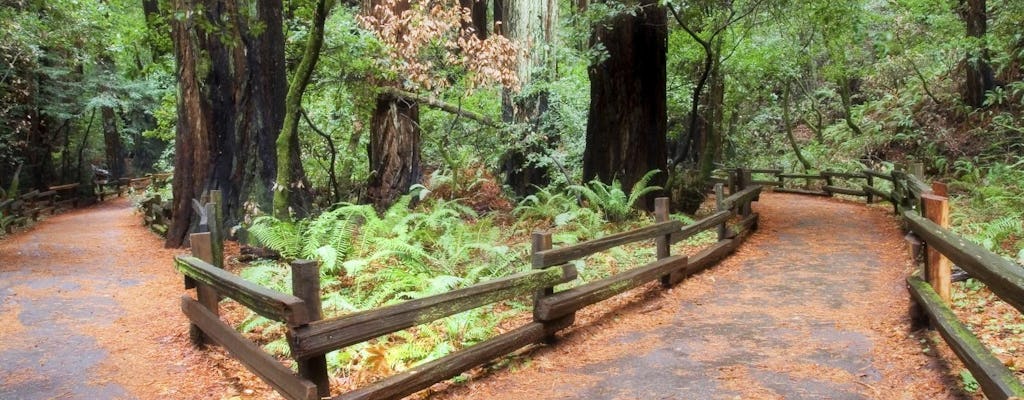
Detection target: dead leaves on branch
<box><xmin>359</xmin><ymin>0</ymin><xmax>520</xmax><ymax>93</ymax></box>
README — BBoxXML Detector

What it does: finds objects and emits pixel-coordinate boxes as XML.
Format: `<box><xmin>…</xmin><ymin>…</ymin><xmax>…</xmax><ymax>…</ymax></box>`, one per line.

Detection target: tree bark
<box><xmin>366</xmin><ymin>92</ymin><xmax>421</xmax><ymax>211</ymax></box>
<box><xmin>958</xmin><ymin>0</ymin><xmax>994</xmax><ymax>108</ymax></box>
<box><xmin>583</xmin><ymin>0</ymin><xmax>667</xmax><ymax>209</ymax></box>
<box><xmin>783</xmin><ymin>81</ymin><xmax>812</xmax><ymax>172</ymax></box>
<box><xmin>459</xmin><ymin>0</ymin><xmax>488</xmax><ymax>39</ymax></box>
<box><xmin>167</xmin><ymin>0</ymin><xmax>287</xmax><ymax>247</ymax></box>
<box><xmin>273</xmin><ymin>0</ymin><xmax>332</xmax><ymax>219</ymax></box>
<box><xmin>500</xmin><ymin>0</ymin><xmax>558</xmax><ymax>196</ymax></box>
<box><xmin>101</xmin><ymin>106</ymin><xmax>125</xmax><ymax>179</ymax></box>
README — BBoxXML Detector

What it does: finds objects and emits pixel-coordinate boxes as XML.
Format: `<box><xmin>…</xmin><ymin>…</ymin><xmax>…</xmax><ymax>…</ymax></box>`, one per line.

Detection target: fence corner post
<box><xmin>531</xmin><ymin>231</ymin><xmax>567</xmax><ymax>341</ymax></box>
<box><xmin>188</xmin><ymin>232</ymin><xmax>218</xmax><ymax>347</ymax></box>
<box><xmin>654</xmin><ymin>197</ymin><xmax>673</xmax><ymax>287</ymax></box>
<box><xmin>865</xmin><ymin>174</ymin><xmax>875</xmax><ymax>204</ymax></box>
<box><xmin>290</xmin><ymin>259</ymin><xmax>330</xmax><ymax>398</ymax></box>
<box><xmin>715</xmin><ymin>183</ymin><xmax>728</xmax><ymax>240</ymax></box>
<box><xmin>921</xmin><ymin>194</ymin><xmax>951</xmax><ymax>303</ymax></box>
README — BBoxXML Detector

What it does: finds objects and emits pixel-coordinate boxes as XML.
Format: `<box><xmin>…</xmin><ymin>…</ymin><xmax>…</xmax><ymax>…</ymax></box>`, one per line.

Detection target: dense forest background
<box><xmin>3</xmin><ymin>0</ymin><xmax>1024</xmax><ymax>390</ymax></box>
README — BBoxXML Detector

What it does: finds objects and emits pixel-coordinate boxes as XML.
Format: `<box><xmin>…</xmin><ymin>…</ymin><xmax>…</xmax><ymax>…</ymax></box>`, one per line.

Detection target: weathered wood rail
<box><xmin>741</xmin><ymin>163</ymin><xmax>1024</xmax><ymax>399</ymax></box>
<box><xmin>176</xmin><ymin>182</ymin><xmax>764</xmax><ymax>399</ymax></box>
<box><xmin>1</xmin><ymin>183</ymin><xmax>83</xmax><ymax>234</ymax></box>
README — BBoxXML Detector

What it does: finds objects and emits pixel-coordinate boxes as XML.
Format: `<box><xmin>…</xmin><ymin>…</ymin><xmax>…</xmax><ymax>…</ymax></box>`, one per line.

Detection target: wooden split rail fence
<box><xmin>174</xmin><ymin>183</ymin><xmax>764</xmax><ymax>400</ymax></box>
<box><xmin>1</xmin><ymin>172</ymin><xmax>173</xmax><ymax>234</ymax></box>
<box><xmin>1</xmin><ymin>183</ymin><xmax>81</xmax><ymax>233</ymax></box>
<box><xmin>738</xmin><ymin>163</ymin><xmax>1024</xmax><ymax>399</ymax></box>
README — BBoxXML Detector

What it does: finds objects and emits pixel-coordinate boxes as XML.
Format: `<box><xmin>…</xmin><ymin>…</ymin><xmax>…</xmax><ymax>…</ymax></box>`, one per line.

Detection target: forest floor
<box><xmin>429</xmin><ymin>193</ymin><xmax>976</xmax><ymax>400</ymax></box>
<box><xmin>0</xmin><ymin>198</ymin><xmax>267</xmax><ymax>400</ymax></box>
<box><xmin>0</xmin><ymin>193</ymin><xmax>981</xmax><ymax>399</ymax></box>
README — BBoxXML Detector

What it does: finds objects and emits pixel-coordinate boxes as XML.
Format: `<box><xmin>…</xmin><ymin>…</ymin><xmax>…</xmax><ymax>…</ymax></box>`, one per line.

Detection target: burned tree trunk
<box><xmin>366</xmin><ymin>93</ymin><xmax>421</xmax><ymax>211</ymax></box>
<box><xmin>583</xmin><ymin>1</ymin><xmax>667</xmax><ymax>208</ymax></box>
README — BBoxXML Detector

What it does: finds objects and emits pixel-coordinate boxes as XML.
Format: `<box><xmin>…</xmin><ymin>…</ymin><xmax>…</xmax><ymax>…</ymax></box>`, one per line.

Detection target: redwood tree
<box><xmin>583</xmin><ymin>0</ymin><xmax>667</xmax><ymax>207</ymax></box>
<box><xmin>166</xmin><ymin>0</ymin><xmax>287</xmax><ymax>247</ymax></box>
<box><xmin>958</xmin><ymin>0</ymin><xmax>995</xmax><ymax>108</ymax></box>
<box><xmin>499</xmin><ymin>0</ymin><xmax>559</xmax><ymax>196</ymax></box>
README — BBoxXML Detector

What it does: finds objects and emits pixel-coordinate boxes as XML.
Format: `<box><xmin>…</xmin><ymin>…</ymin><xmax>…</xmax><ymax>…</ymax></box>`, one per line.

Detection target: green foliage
<box><xmin>570</xmin><ymin>170</ymin><xmax>663</xmax><ymax>223</ymax></box>
<box><xmin>959</xmin><ymin>369</ymin><xmax>980</xmax><ymax>393</ymax></box>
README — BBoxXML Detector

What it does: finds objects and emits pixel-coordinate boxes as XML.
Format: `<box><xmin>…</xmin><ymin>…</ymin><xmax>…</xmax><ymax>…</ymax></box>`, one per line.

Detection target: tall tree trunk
<box><xmin>101</xmin><ymin>106</ymin><xmax>126</xmax><ymax>178</ymax></box>
<box><xmin>167</xmin><ymin>0</ymin><xmax>287</xmax><ymax>248</ymax></box>
<box><xmin>273</xmin><ymin>0</ymin><xmax>332</xmax><ymax>219</ymax></box>
<box><xmin>500</xmin><ymin>0</ymin><xmax>558</xmax><ymax>196</ymax></box>
<box><xmin>783</xmin><ymin>81</ymin><xmax>812</xmax><ymax>172</ymax></box>
<box><xmin>837</xmin><ymin>76</ymin><xmax>865</xmax><ymax>136</ymax></box>
<box><xmin>366</xmin><ymin>93</ymin><xmax>421</xmax><ymax>211</ymax></box>
<box><xmin>959</xmin><ymin>0</ymin><xmax>994</xmax><ymax>108</ymax></box>
<box><xmin>459</xmin><ymin>0</ymin><xmax>488</xmax><ymax>39</ymax></box>
<box><xmin>583</xmin><ymin>1</ymin><xmax>667</xmax><ymax>209</ymax></box>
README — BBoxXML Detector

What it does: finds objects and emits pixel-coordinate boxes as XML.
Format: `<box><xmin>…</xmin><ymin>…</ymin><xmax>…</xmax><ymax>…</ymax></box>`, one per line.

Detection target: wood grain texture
<box><xmin>822</xmin><ymin>185</ymin><xmax>867</xmax><ymax>196</ymax></box>
<box><xmin>181</xmin><ymin>296</ymin><xmax>319</xmax><ymax>400</ymax></box>
<box><xmin>907</xmin><ymin>276</ymin><xmax>1024</xmax><ymax>399</ymax></box>
<box><xmin>922</xmin><ymin>194</ymin><xmax>951</xmax><ymax>303</ymax></box>
<box><xmin>777</xmin><ymin>173</ymin><xmax>827</xmax><ymax>179</ymax></box>
<box><xmin>670</xmin><ymin>210</ymin><xmax>731</xmax><ymax>245</ymax></box>
<box><xmin>535</xmin><ymin>255</ymin><xmax>688</xmax><ymax>321</ymax></box>
<box><xmin>666</xmin><ymin>238</ymin><xmax>739</xmax><ymax>286</ymax></box>
<box><xmin>721</xmin><ymin>185</ymin><xmax>762</xmax><ymax>211</ymax></box>
<box><xmin>532</xmin><ymin>220</ymin><xmax>682</xmax><ymax>268</ymax></box>
<box><xmin>175</xmin><ymin>256</ymin><xmax>309</xmax><ymax>326</ymax></box>
<box><xmin>289</xmin><ymin>265</ymin><xmax>576</xmax><ymax>360</ymax></box>
<box><xmin>903</xmin><ymin>211</ymin><xmax>1024</xmax><ymax>314</ymax></box>
<box><xmin>821</xmin><ymin>171</ymin><xmax>867</xmax><ymax>179</ymax></box>
<box><xmin>335</xmin><ymin>318</ymin><xmax>573</xmax><ymax>400</ymax></box>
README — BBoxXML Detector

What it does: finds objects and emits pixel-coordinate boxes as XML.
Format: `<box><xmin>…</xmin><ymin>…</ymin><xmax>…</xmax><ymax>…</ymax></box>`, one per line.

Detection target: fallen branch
<box><xmin>381</xmin><ymin>87</ymin><xmax>497</xmax><ymax>127</ymax></box>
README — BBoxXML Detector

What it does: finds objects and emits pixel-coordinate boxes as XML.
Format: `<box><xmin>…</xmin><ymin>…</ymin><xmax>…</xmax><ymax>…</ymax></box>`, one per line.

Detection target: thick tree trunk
<box><xmin>366</xmin><ymin>93</ymin><xmax>421</xmax><ymax>211</ymax></box>
<box><xmin>459</xmin><ymin>0</ymin><xmax>488</xmax><ymax>39</ymax></box>
<box><xmin>583</xmin><ymin>1</ymin><xmax>667</xmax><ymax>209</ymax></box>
<box><xmin>101</xmin><ymin>106</ymin><xmax>125</xmax><ymax>179</ymax></box>
<box><xmin>167</xmin><ymin>0</ymin><xmax>286</xmax><ymax>248</ymax></box>
<box><xmin>500</xmin><ymin>0</ymin><xmax>558</xmax><ymax>196</ymax></box>
<box><xmin>959</xmin><ymin>0</ymin><xmax>994</xmax><ymax>108</ymax></box>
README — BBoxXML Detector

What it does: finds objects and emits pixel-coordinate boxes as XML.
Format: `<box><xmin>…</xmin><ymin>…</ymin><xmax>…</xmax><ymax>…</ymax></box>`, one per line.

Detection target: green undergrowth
<box><xmin>234</xmin><ymin>179</ymin><xmax>715</xmax><ymax>385</ymax></box>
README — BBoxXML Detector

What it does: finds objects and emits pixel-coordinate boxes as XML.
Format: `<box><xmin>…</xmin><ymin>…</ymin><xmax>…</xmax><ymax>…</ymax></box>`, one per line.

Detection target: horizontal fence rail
<box><xmin>288</xmin><ymin>264</ymin><xmax>577</xmax><ymax>360</ymax></box>
<box><xmin>744</xmin><ymin>162</ymin><xmax>1024</xmax><ymax>400</ymax></box>
<box><xmin>178</xmin><ymin>180</ymin><xmax>765</xmax><ymax>399</ymax></box>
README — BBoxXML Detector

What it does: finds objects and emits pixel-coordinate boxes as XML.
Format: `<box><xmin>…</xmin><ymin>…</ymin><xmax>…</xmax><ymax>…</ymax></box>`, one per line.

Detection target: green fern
<box><xmin>570</xmin><ymin>169</ymin><xmax>662</xmax><ymax>222</ymax></box>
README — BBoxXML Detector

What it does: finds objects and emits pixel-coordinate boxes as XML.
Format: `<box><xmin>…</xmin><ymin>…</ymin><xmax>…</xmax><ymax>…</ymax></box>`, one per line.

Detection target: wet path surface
<box><xmin>437</xmin><ymin>193</ymin><xmax>966</xmax><ymax>400</ymax></box>
<box><xmin>0</xmin><ymin>199</ymin><xmax>229</xmax><ymax>399</ymax></box>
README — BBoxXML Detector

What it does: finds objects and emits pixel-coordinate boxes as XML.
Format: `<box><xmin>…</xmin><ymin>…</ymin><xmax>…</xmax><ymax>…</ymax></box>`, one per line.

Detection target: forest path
<box><xmin>435</xmin><ymin>193</ymin><xmax>971</xmax><ymax>400</ymax></box>
<box><xmin>0</xmin><ymin>198</ymin><xmax>242</xmax><ymax>399</ymax></box>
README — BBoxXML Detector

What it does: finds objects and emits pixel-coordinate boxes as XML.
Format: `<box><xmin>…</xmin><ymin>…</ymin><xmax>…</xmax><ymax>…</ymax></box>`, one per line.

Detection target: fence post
<box><xmin>737</xmin><ymin>168</ymin><xmax>752</xmax><ymax>217</ymax></box>
<box><xmin>922</xmin><ymin>194</ymin><xmax>951</xmax><ymax>303</ymax></box>
<box><xmin>189</xmin><ymin>232</ymin><xmax>219</xmax><ymax>346</ymax></box>
<box><xmin>531</xmin><ymin>231</ymin><xmax>566</xmax><ymax>341</ymax></box>
<box><xmin>865</xmin><ymin>174</ymin><xmax>874</xmax><ymax>204</ymax></box>
<box><xmin>654</xmin><ymin>197</ymin><xmax>673</xmax><ymax>287</ymax></box>
<box><xmin>291</xmin><ymin>259</ymin><xmax>331</xmax><ymax>398</ymax></box>
<box><xmin>209</xmin><ymin>190</ymin><xmax>224</xmax><ymax>269</ymax></box>
<box><xmin>715</xmin><ymin>183</ymin><xmax>727</xmax><ymax>240</ymax></box>
<box><xmin>824</xmin><ymin>170</ymin><xmax>835</xmax><ymax>197</ymax></box>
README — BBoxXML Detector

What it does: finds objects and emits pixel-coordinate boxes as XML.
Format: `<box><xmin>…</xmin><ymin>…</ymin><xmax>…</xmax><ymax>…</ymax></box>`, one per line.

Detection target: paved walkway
<box><xmin>436</xmin><ymin>193</ymin><xmax>968</xmax><ymax>399</ymax></box>
<box><xmin>0</xmin><ymin>199</ymin><xmax>232</xmax><ymax>399</ymax></box>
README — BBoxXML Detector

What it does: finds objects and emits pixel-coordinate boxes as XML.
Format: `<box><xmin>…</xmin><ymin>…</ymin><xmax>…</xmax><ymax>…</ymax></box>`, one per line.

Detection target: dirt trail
<box><xmin>0</xmin><ymin>199</ymin><xmax>250</xmax><ymax>399</ymax></box>
<box><xmin>434</xmin><ymin>193</ymin><xmax>971</xmax><ymax>400</ymax></box>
